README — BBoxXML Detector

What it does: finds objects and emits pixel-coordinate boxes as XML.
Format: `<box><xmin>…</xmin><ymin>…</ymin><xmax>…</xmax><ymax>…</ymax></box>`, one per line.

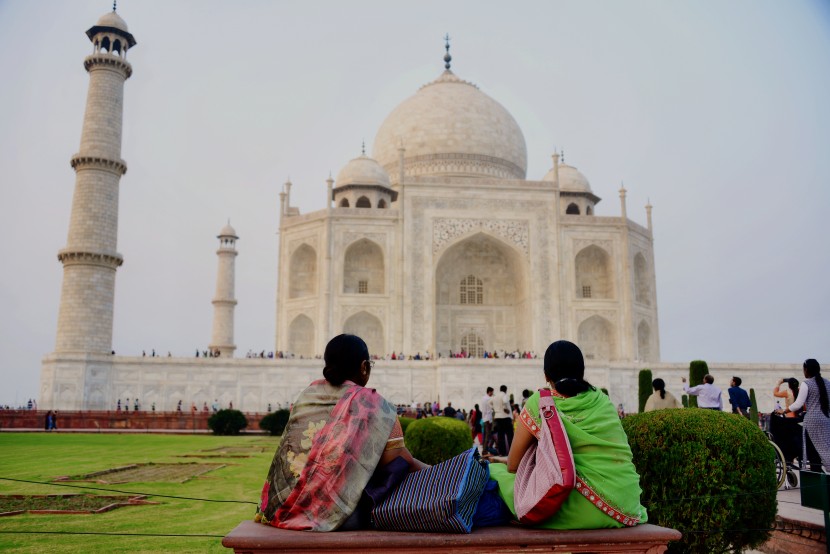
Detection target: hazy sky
<box><xmin>1</xmin><ymin>1</ymin><xmax>828</xmax><ymax>406</ymax></box>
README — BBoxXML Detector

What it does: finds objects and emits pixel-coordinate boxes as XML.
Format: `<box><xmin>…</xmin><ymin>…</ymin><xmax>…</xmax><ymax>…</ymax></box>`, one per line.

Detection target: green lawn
<box><xmin>0</xmin><ymin>433</ymin><xmax>279</xmax><ymax>553</ymax></box>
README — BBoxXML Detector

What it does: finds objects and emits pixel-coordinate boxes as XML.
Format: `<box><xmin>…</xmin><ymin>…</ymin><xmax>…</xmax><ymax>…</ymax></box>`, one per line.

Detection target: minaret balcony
<box><xmin>70</xmin><ymin>154</ymin><xmax>127</xmax><ymax>175</ymax></box>
<box><xmin>83</xmin><ymin>54</ymin><xmax>132</xmax><ymax>78</ymax></box>
<box><xmin>57</xmin><ymin>249</ymin><xmax>123</xmax><ymax>269</ymax></box>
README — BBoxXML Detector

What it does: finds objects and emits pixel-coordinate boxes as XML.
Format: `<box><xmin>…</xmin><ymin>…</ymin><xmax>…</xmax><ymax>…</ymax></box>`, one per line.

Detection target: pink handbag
<box><xmin>513</xmin><ymin>388</ymin><xmax>576</xmax><ymax>524</ymax></box>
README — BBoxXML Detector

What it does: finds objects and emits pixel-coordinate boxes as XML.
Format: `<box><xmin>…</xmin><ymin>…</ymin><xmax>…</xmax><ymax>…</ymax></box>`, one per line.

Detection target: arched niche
<box><xmin>575</xmin><ymin>245</ymin><xmax>612</xmax><ymax>299</ymax></box>
<box><xmin>637</xmin><ymin>320</ymin><xmax>652</xmax><ymax>361</ymax></box>
<box><xmin>343</xmin><ymin>311</ymin><xmax>384</xmax><ymax>358</ymax></box>
<box><xmin>339</xmin><ymin>198</ymin><xmax>350</xmax><ymax>207</ymax></box>
<box><xmin>343</xmin><ymin>239</ymin><xmax>384</xmax><ymax>294</ymax></box>
<box><xmin>634</xmin><ymin>252</ymin><xmax>651</xmax><ymax>306</ymax></box>
<box><xmin>289</xmin><ymin>244</ymin><xmax>317</xmax><ymax>299</ymax></box>
<box><xmin>435</xmin><ymin>232</ymin><xmax>528</xmax><ymax>355</ymax></box>
<box><xmin>378</xmin><ymin>199</ymin><xmax>387</xmax><ymax>209</ymax></box>
<box><xmin>288</xmin><ymin>314</ymin><xmax>315</xmax><ymax>357</ymax></box>
<box><xmin>356</xmin><ymin>196</ymin><xmax>371</xmax><ymax>208</ymax></box>
<box><xmin>566</xmin><ymin>203</ymin><xmax>580</xmax><ymax>215</ymax></box>
<box><xmin>577</xmin><ymin>315</ymin><xmax>616</xmax><ymax>361</ymax></box>
<box><xmin>460</xmin><ymin>332</ymin><xmax>484</xmax><ymax>357</ymax></box>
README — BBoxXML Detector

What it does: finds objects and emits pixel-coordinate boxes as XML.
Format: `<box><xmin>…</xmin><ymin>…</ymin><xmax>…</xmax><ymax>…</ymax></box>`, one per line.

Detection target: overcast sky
<box><xmin>1</xmin><ymin>1</ymin><xmax>828</xmax><ymax>406</ymax></box>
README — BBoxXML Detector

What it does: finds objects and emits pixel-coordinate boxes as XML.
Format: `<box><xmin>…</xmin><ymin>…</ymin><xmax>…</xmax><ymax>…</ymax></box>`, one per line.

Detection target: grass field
<box><xmin>0</xmin><ymin>433</ymin><xmax>279</xmax><ymax>553</ymax></box>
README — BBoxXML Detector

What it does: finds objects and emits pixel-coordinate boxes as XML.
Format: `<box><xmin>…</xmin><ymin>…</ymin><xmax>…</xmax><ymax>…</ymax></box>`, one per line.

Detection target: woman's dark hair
<box><xmin>786</xmin><ymin>378</ymin><xmax>799</xmax><ymax>396</ymax></box>
<box><xmin>652</xmin><ymin>378</ymin><xmax>666</xmax><ymax>399</ymax></box>
<box><xmin>804</xmin><ymin>359</ymin><xmax>828</xmax><ymax>417</ymax></box>
<box><xmin>322</xmin><ymin>334</ymin><xmax>369</xmax><ymax>386</ymax></box>
<box><xmin>543</xmin><ymin>340</ymin><xmax>593</xmax><ymax>397</ymax></box>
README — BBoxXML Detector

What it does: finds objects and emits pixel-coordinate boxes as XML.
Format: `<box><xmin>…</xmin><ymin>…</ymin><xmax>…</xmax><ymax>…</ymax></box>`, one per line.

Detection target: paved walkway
<box><xmin>776</xmin><ymin>484</ymin><xmax>825</xmax><ymax>527</ymax></box>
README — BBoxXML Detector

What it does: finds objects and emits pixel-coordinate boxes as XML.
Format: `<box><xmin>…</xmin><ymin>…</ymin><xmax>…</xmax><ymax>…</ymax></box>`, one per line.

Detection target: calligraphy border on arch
<box><xmin>432</xmin><ymin>218</ymin><xmax>529</xmax><ymax>254</ymax></box>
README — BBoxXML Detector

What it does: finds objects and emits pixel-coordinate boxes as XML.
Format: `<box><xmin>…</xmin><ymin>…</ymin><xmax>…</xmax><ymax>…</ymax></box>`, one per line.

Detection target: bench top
<box><xmin>222</xmin><ymin>520</ymin><xmax>682</xmax><ymax>553</ymax></box>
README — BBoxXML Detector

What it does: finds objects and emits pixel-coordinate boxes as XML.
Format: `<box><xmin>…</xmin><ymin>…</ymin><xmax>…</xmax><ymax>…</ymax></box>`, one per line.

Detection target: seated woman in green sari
<box><xmin>489</xmin><ymin>340</ymin><xmax>648</xmax><ymax>529</ymax></box>
<box><xmin>257</xmin><ymin>334</ymin><xmax>427</xmax><ymax>531</ymax></box>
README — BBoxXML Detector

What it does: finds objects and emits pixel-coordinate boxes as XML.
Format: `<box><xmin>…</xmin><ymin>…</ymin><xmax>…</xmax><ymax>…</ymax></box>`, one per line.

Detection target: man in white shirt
<box><xmin>682</xmin><ymin>375</ymin><xmax>723</xmax><ymax>410</ymax></box>
<box><xmin>480</xmin><ymin>387</ymin><xmax>495</xmax><ymax>453</ymax></box>
<box><xmin>491</xmin><ymin>385</ymin><xmax>513</xmax><ymax>455</ymax></box>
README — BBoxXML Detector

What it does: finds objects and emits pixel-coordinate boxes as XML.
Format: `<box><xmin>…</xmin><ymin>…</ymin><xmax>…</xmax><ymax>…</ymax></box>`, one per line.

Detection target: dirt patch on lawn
<box><xmin>0</xmin><ymin>494</ymin><xmax>156</xmax><ymax>516</ymax></box>
<box><xmin>56</xmin><ymin>463</ymin><xmax>225</xmax><ymax>484</ymax></box>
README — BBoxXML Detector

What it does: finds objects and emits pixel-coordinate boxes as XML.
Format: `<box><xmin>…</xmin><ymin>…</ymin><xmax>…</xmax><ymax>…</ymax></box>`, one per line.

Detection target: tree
<box><xmin>638</xmin><ymin>368</ymin><xmax>653</xmax><ymax>413</ymax></box>
<box><xmin>687</xmin><ymin>360</ymin><xmax>709</xmax><ymax>408</ymax></box>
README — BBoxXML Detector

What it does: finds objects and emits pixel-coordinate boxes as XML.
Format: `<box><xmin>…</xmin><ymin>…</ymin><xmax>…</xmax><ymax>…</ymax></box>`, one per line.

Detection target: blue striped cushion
<box><xmin>371</xmin><ymin>447</ymin><xmax>488</xmax><ymax>533</ymax></box>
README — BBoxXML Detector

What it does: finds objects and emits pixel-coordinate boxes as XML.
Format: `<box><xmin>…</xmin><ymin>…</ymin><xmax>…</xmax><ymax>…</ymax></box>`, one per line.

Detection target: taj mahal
<box><xmin>40</xmin><ymin>7</ymin><xmax>795</xmax><ymax>414</ymax></box>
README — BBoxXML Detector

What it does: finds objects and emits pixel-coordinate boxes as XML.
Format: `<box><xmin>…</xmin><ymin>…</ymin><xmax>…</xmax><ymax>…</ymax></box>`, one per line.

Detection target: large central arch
<box><xmin>434</xmin><ymin>232</ymin><xmax>528</xmax><ymax>356</ymax></box>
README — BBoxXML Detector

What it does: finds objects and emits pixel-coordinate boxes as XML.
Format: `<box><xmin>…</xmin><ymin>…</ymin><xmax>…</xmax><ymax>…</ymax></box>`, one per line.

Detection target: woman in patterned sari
<box><xmin>257</xmin><ymin>334</ymin><xmax>427</xmax><ymax>531</ymax></box>
<box><xmin>489</xmin><ymin>340</ymin><xmax>648</xmax><ymax>529</ymax></box>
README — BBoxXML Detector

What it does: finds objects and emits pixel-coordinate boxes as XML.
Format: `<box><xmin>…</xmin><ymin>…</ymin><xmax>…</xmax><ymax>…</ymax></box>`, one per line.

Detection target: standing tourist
<box><xmin>682</xmin><ymin>375</ymin><xmax>722</xmax><ymax>410</ymax></box>
<box><xmin>728</xmin><ymin>377</ymin><xmax>751</xmax><ymax>417</ymax></box>
<box><xmin>784</xmin><ymin>359</ymin><xmax>829</xmax><ymax>472</ymax></box>
<box><xmin>481</xmin><ymin>387</ymin><xmax>495</xmax><ymax>453</ymax></box>
<box><xmin>773</xmin><ymin>378</ymin><xmax>800</xmax><ymax>417</ymax></box>
<box><xmin>492</xmin><ymin>385</ymin><xmax>513</xmax><ymax>455</ymax></box>
<box><xmin>643</xmin><ymin>378</ymin><xmax>681</xmax><ymax>411</ymax></box>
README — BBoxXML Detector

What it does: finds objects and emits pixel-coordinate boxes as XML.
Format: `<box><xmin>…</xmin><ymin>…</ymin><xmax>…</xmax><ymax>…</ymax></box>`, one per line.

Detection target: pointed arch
<box><xmin>339</xmin><ymin>198</ymin><xmax>350</xmax><ymax>207</ymax></box>
<box><xmin>435</xmin><ymin>232</ymin><xmax>529</xmax><ymax>356</ymax></box>
<box><xmin>101</xmin><ymin>36</ymin><xmax>111</xmax><ymax>52</ymax></box>
<box><xmin>378</xmin><ymin>199</ymin><xmax>387</xmax><ymax>209</ymax></box>
<box><xmin>289</xmin><ymin>244</ymin><xmax>317</xmax><ymax>298</ymax></box>
<box><xmin>288</xmin><ymin>314</ymin><xmax>315</xmax><ymax>357</ymax></box>
<box><xmin>577</xmin><ymin>315</ymin><xmax>616</xmax><ymax>361</ymax></box>
<box><xmin>356</xmin><ymin>196</ymin><xmax>371</xmax><ymax>208</ymax></box>
<box><xmin>460</xmin><ymin>332</ymin><xmax>484</xmax><ymax>357</ymax></box>
<box><xmin>566</xmin><ymin>203</ymin><xmax>580</xmax><ymax>215</ymax></box>
<box><xmin>343</xmin><ymin>239</ymin><xmax>384</xmax><ymax>294</ymax></box>
<box><xmin>575</xmin><ymin>245</ymin><xmax>612</xmax><ymax>299</ymax></box>
<box><xmin>637</xmin><ymin>320</ymin><xmax>652</xmax><ymax>361</ymax></box>
<box><xmin>343</xmin><ymin>311</ymin><xmax>384</xmax><ymax>358</ymax></box>
<box><xmin>634</xmin><ymin>252</ymin><xmax>651</xmax><ymax>305</ymax></box>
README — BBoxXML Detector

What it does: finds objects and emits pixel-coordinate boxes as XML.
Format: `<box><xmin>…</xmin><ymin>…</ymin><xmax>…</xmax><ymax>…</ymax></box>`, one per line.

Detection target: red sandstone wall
<box><xmin>0</xmin><ymin>410</ymin><xmax>266</xmax><ymax>431</ymax></box>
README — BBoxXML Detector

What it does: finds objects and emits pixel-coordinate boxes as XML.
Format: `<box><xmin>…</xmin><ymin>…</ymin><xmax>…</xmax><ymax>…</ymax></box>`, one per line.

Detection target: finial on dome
<box><xmin>361</xmin><ymin>140</ymin><xmax>366</xmax><ymax>156</ymax></box>
<box><xmin>113</xmin><ymin>0</ymin><xmax>117</xmax><ymax>12</ymax></box>
<box><xmin>443</xmin><ymin>33</ymin><xmax>452</xmax><ymax>70</ymax></box>
<box><xmin>561</xmin><ymin>148</ymin><xmax>566</xmax><ymax>164</ymax></box>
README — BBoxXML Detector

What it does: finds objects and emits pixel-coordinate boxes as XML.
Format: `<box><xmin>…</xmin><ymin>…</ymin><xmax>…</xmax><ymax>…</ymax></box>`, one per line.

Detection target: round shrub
<box><xmin>622</xmin><ymin>409</ymin><xmax>776</xmax><ymax>553</ymax></box>
<box><xmin>398</xmin><ymin>416</ymin><xmax>415</xmax><ymax>434</ymax></box>
<box><xmin>208</xmin><ymin>409</ymin><xmax>248</xmax><ymax>435</ymax></box>
<box><xmin>259</xmin><ymin>409</ymin><xmax>290</xmax><ymax>436</ymax></box>
<box><xmin>405</xmin><ymin>416</ymin><xmax>472</xmax><ymax>465</ymax></box>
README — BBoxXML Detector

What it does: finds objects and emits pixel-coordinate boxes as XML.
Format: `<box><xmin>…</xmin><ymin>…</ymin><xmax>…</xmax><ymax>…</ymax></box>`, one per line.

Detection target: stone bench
<box><xmin>222</xmin><ymin>520</ymin><xmax>681</xmax><ymax>553</ymax></box>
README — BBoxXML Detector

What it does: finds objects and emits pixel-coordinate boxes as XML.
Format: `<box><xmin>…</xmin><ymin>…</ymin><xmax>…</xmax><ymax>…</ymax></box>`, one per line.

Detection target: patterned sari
<box><xmin>257</xmin><ymin>379</ymin><xmax>398</xmax><ymax>531</ymax></box>
<box><xmin>490</xmin><ymin>387</ymin><xmax>648</xmax><ymax>529</ymax></box>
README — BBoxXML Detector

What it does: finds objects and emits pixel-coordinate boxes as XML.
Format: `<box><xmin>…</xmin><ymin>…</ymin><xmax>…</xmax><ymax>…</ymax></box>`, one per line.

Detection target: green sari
<box><xmin>490</xmin><ymin>388</ymin><xmax>647</xmax><ymax>529</ymax></box>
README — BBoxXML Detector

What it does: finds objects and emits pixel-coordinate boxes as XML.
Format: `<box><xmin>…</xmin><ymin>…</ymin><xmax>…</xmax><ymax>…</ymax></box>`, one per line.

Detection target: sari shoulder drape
<box><xmin>257</xmin><ymin>379</ymin><xmax>397</xmax><ymax>531</ymax></box>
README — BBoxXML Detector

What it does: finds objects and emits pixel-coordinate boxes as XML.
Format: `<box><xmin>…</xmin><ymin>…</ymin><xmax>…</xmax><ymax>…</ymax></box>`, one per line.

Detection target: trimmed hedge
<box><xmin>749</xmin><ymin>388</ymin><xmax>759</xmax><ymax>426</ymax></box>
<box><xmin>688</xmin><ymin>360</ymin><xmax>709</xmax><ymax>408</ymax></box>
<box><xmin>398</xmin><ymin>416</ymin><xmax>415</xmax><ymax>434</ymax></box>
<box><xmin>404</xmin><ymin>416</ymin><xmax>472</xmax><ymax>465</ymax></box>
<box><xmin>623</xmin><ymin>409</ymin><xmax>776</xmax><ymax>553</ymax></box>
<box><xmin>207</xmin><ymin>409</ymin><xmax>248</xmax><ymax>435</ymax></box>
<box><xmin>638</xmin><ymin>368</ymin><xmax>653</xmax><ymax>413</ymax></box>
<box><xmin>259</xmin><ymin>409</ymin><xmax>290</xmax><ymax>436</ymax></box>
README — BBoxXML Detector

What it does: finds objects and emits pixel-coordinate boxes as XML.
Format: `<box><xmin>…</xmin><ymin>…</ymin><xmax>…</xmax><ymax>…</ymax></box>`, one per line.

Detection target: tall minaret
<box><xmin>54</xmin><ymin>7</ymin><xmax>136</xmax><ymax>354</ymax></box>
<box><xmin>209</xmin><ymin>222</ymin><xmax>239</xmax><ymax>357</ymax></box>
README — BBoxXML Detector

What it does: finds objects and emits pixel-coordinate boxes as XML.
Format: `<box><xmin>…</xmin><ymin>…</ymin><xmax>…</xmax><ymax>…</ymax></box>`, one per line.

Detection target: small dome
<box><xmin>373</xmin><ymin>70</ymin><xmax>527</xmax><ymax>180</ymax></box>
<box><xmin>219</xmin><ymin>223</ymin><xmax>238</xmax><ymax>238</ymax></box>
<box><xmin>95</xmin><ymin>11</ymin><xmax>129</xmax><ymax>33</ymax></box>
<box><xmin>543</xmin><ymin>163</ymin><xmax>592</xmax><ymax>193</ymax></box>
<box><xmin>336</xmin><ymin>155</ymin><xmax>391</xmax><ymax>188</ymax></box>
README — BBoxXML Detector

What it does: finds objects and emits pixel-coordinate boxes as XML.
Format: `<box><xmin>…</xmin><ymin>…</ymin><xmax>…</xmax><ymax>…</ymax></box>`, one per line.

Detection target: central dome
<box><xmin>372</xmin><ymin>70</ymin><xmax>527</xmax><ymax>181</ymax></box>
